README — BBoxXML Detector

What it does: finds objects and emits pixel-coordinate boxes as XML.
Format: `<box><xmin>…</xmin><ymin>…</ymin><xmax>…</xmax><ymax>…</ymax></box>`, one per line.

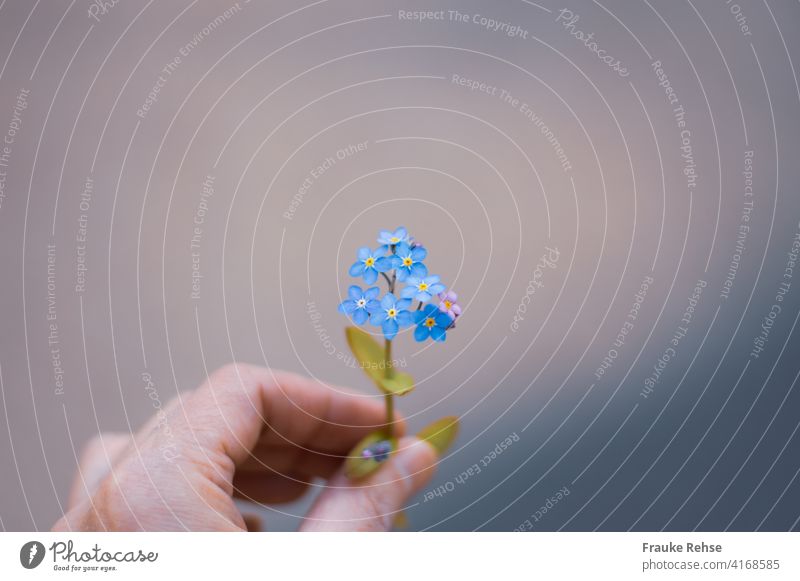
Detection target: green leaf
<box><xmin>379</xmin><ymin>371</ymin><xmax>415</xmax><ymax>396</ymax></box>
<box><xmin>345</xmin><ymin>327</ymin><xmax>415</xmax><ymax>396</ymax></box>
<box><xmin>417</xmin><ymin>416</ymin><xmax>459</xmax><ymax>455</ymax></box>
<box><xmin>345</xmin><ymin>326</ymin><xmax>384</xmax><ymax>384</ymax></box>
<box><xmin>345</xmin><ymin>430</ymin><xmax>396</xmax><ymax>480</ymax></box>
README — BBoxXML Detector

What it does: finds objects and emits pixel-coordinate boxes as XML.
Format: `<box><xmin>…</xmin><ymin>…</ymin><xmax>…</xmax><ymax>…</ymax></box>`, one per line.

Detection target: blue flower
<box><xmin>368</xmin><ymin>293</ymin><xmax>413</xmax><ymax>340</ymax></box>
<box><xmin>414</xmin><ymin>304</ymin><xmax>452</xmax><ymax>342</ymax></box>
<box><xmin>377</xmin><ymin>226</ymin><xmax>409</xmax><ymax>250</ymax></box>
<box><xmin>338</xmin><ymin>285</ymin><xmax>380</xmax><ymax>325</ymax></box>
<box><xmin>393</xmin><ymin>242</ymin><xmax>428</xmax><ymax>282</ymax></box>
<box><xmin>400</xmin><ymin>275</ymin><xmax>445</xmax><ymax>303</ymax></box>
<box><xmin>348</xmin><ymin>246</ymin><xmax>394</xmax><ymax>284</ymax></box>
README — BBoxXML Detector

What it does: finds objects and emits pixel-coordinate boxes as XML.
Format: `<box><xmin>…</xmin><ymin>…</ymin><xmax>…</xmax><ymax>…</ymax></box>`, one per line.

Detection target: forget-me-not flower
<box><xmin>377</xmin><ymin>226</ymin><xmax>409</xmax><ymax>251</ymax></box>
<box><xmin>393</xmin><ymin>241</ymin><xmax>427</xmax><ymax>282</ymax></box>
<box><xmin>338</xmin><ymin>285</ymin><xmax>380</xmax><ymax>325</ymax></box>
<box><xmin>414</xmin><ymin>304</ymin><xmax>452</xmax><ymax>342</ymax></box>
<box><xmin>368</xmin><ymin>293</ymin><xmax>413</xmax><ymax>340</ymax></box>
<box><xmin>400</xmin><ymin>275</ymin><xmax>445</xmax><ymax>303</ymax></box>
<box><xmin>349</xmin><ymin>246</ymin><xmax>394</xmax><ymax>284</ymax></box>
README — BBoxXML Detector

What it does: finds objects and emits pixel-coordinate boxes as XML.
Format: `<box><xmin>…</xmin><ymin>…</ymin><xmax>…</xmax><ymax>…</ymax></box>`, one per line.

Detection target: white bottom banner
<box><xmin>1</xmin><ymin>532</ymin><xmax>797</xmax><ymax>580</ymax></box>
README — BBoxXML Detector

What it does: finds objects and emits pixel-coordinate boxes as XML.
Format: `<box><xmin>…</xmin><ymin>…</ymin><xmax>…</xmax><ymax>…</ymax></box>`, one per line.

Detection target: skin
<box><xmin>52</xmin><ymin>363</ymin><xmax>438</xmax><ymax>532</ymax></box>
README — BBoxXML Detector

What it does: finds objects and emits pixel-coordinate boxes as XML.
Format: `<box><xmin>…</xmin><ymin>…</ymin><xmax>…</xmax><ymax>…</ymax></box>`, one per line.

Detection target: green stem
<box><xmin>384</xmin><ymin>338</ymin><xmax>394</xmax><ymax>437</ymax></box>
<box><xmin>385</xmin><ymin>393</ymin><xmax>394</xmax><ymax>438</ymax></box>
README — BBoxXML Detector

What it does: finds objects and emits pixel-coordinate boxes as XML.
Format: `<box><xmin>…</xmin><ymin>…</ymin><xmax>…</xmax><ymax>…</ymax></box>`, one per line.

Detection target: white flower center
<box><xmin>357</xmin><ymin>299</ymin><xmax>366</xmax><ymax>308</ymax></box>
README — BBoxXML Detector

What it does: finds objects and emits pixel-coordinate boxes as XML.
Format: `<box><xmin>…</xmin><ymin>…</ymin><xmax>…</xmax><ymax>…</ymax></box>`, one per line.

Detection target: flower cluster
<box><xmin>339</xmin><ymin>227</ymin><xmax>462</xmax><ymax>342</ymax></box>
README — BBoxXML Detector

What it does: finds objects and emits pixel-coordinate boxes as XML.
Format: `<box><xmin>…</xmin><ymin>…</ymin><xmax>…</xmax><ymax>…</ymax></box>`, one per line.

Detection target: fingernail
<box><xmin>392</xmin><ymin>437</ymin><xmax>438</xmax><ymax>478</ymax></box>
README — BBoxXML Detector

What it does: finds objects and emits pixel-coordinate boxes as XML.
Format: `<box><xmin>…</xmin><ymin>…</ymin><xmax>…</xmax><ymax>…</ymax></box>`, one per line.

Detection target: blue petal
<box><xmin>348</xmin><ymin>285</ymin><xmax>362</xmax><ymax>300</ymax></box>
<box><xmin>428</xmin><ymin>283</ymin><xmax>446</xmax><ymax>295</ymax></box>
<box><xmin>377</xmin><ymin>230</ymin><xmax>393</xmax><ymax>244</ymax></box>
<box><xmin>400</xmin><ymin>286</ymin><xmax>416</xmax><ymax>299</ymax></box>
<box><xmin>396</xmin><ymin>311</ymin><xmax>414</xmax><ymax>327</ymax></box>
<box><xmin>409</xmin><ymin>262</ymin><xmax>427</xmax><ymax>278</ymax></box>
<box><xmin>381</xmin><ymin>293</ymin><xmax>395</xmax><ymax>309</ymax></box>
<box><xmin>396</xmin><ymin>267</ymin><xmax>410</xmax><ymax>282</ymax></box>
<box><xmin>430</xmin><ymin>326</ymin><xmax>446</xmax><ymax>342</ymax></box>
<box><xmin>338</xmin><ymin>300</ymin><xmax>357</xmax><ymax>314</ymax></box>
<box><xmin>395</xmin><ymin>242</ymin><xmax>411</xmax><ymax>256</ymax></box>
<box><xmin>394</xmin><ymin>227</ymin><xmax>408</xmax><ymax>241</ymax></box>
<box><xmin>363</xmin><ymin>268</ymin><xmax>378</xmax><ymax>284</ymax></box>
<box><xmin>395</xmin><ymin>298</ymin><xmax>412</xmax><ymax>310</ymax></box>
<box><xmin>411</xmin><ymin>245</ymin><xmax>427</xmax><ymax>261</ymax></box>
<box><xmin>374</xmin><ymin>256</ymin><xmax>395</xmax><ymax>272</ymax></box>
<box><xmin>414</xmin><ymin>310</ymin><xmax>427</xmax><ymax>324</ymax></box>
<box><xmin>435</xmin><ymin>313</ymin><xmax>453</xmax><ymax>327</ymax></box>
<box><xmin>370</xmin><ymin>311</ymin><xmax>387</xmax><ymax>325</ymax></box>
<box><xmin>418</xmin><ymin>291</ymin><xmax>432</xmax><ymax>303</ymax></box>
<box><xmin>383</xmin><ymin>318</ymin><xmax>399</xmax><ymax>340</ymax></box>
<box><xmin>357</xmin><ymin>246</ymin><xmax>371</xmax><ymax>260</ymax></box>
<box><xmin>364</xmin><ymin>286</ymin><xmax>380</xmax><ymax>300</ymax></box>
<box><xmin>352</xmin><ymin>309</ymin><xmax>368</xmax><ymax>325</ymax></box>
<box><xmin>414</xmin><ymin>324</ymin><xmax>431</xmax><ymax>342</ymax></box>
<box><xmin>423</xmin><ymin>304</ymin><xmax>439</xmax><ymax>317</ymax></box>
<box><xmin>349</xmin><ymin>261</ymin><xmax>365</xmax><ymax>276</ymax></box>
<box><xmin>426</xmin><ymin>275</ymin><xmax>440</xmax><ymax>284</ymax></box>
<box><xmin>405</xmin><ymin>276</ymin><xmax>421</xmax><ymax>287</ymax></box>
<box><xmin>365</xmin><ymin>299</ymin><xmax>381</xmax><ymax>312</ymax></box>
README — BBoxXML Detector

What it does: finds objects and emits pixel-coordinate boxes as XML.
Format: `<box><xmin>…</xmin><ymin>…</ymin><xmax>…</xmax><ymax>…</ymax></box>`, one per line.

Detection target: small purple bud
<box><xmin>363</xmin><ymin>440</ymin><xmax>392</xmax><ymax>463</ymax></box>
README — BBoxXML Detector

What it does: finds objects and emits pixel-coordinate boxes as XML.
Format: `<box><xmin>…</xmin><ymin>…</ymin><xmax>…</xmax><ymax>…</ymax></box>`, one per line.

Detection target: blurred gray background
<box><xmin>1</xmin><ymin>0</ymin><xmax>799</xmax><ymax>531</ymax></box>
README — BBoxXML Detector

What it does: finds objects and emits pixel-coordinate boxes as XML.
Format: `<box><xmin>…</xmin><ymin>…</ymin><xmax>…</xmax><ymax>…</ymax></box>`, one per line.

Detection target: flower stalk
<box><xmin>384</xmin><ymin>338</ymin><xmax>394</xmax><ymax>437</ymax></box>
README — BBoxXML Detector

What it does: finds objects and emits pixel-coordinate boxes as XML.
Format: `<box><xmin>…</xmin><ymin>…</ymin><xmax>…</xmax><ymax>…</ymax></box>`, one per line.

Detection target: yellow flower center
<box><xmin>424</xmin><ymin>317</ymin><xmax>436</xmax><ymax>328</ymax></box>
<box><xmin>365</xmin><ymin>257</ymin><xmax>375</xmax><ymax>267</ymax></box>
<box><xmin>390</xmin><ymin>236</ymin><xmax>400</xmax><ymax>243</ymax></box>
<box><xmin>387</xmin><ymin>308</ymin><xmax>397</xmax><ymax>318</ymax></box>
<box><xmin>418</xmin><ymin>282</ymin><xmax>428</xmax><ymax>291</ymax></box>
<box><xmin>402</xmin><ymin>256</ymin><xmax>413</xmax><ymax>267</ymax></box>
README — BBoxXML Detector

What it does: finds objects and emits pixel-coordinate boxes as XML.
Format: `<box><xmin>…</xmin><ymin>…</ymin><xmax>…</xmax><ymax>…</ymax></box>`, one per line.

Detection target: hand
<box><xmin>52</xmin><ymin>363</ymin><xmax>439</xmax><ymax>531</ymax></box>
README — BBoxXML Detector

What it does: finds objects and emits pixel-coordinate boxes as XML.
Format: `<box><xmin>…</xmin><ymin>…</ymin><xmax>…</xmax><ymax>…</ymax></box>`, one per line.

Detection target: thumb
<box><xmin>300</xmin><ymin>436</ymin><xmax>438</xmax><ymax>531</ymax></box>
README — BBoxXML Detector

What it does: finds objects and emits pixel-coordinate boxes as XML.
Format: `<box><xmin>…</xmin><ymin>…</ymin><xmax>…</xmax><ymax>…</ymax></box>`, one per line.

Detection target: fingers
<box><xmin>300</xmin><ymin>437</ymin><xmax>438</xmax><ymax>531</ymax></box>
<box><xmin>68</xmin><ymin>432</ymin><xmax>131</xmax><ymax>509</ymax></box>
<box><xmin>254</xmin><ymin>369</ymin><xmax>404</xmax><ymax>450</ymax></box>
<box><xmin>239</xmin><ymin>443</ymin><xmax>345</xmax><ymax>479</ymax></box>
<box><xmin>232</xmin><ymin>471</ymin><xmax>310</xmax><ymax>504</ymax></box>
<box><xmin>174</xmin><ymin>364</ymin><xmax>396</xmax><ymax>479</ymax></box>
